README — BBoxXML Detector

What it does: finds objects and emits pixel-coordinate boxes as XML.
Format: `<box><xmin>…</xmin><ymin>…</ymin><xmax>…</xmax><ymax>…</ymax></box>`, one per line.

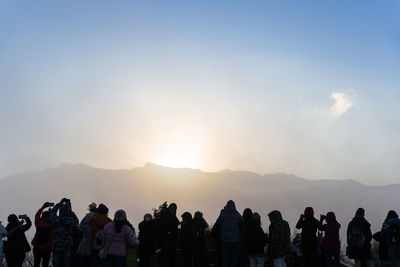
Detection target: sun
<box><xmin>153</xmin><ymin>135</ymin><xmax>205</xmax><ymax>169</ymax></box>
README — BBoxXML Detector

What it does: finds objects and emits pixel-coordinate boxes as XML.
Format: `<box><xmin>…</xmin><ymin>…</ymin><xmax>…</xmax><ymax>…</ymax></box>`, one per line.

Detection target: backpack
<box><xmin>348</xmin><ymin>225</ymin><xmax>366</xmax><ymax>248</ymax></box>
<box><xmin>93</xmin><ymin>230</ymin><xmax>105</xmax><ymax>251</ymax></box>
<box><xmin>389</xmin><ymin>224</ymin><xmax>400</xmax><ymax>245</ymax></box>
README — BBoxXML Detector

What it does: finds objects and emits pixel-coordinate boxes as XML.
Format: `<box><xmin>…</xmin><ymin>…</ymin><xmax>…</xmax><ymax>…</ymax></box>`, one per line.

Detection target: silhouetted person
<box><xmin>32</xmin><ymin>202</ymin><xmax>53</xmax><ymax>267</ymax></box>
<box><xmin>268</xmin><ymin>210</ymin><xmax>291</xmax><ymax>267</ymax></box>
<box><xmin>103</xmin><ymin>210</ymin><xmax>139</xmax><ymax>267</ymax></box>
<box><xmin>374</xmin><ymin>211</ymin><xmax>398</xmax><ymax>267</ymax></box>
<box><xmin>216</xmin><ymin>200</ymin><xmax>244</xmax><ymax>267</ymax></box>
<box><xmin>4</xmin><ymin>214</ymin><xmax>32</xmax><ymax>267</ymax></box>
<box><xmin>139</xmin><ymin>214</ymin><xmax>155</xmax><ymax>267</ymax></box>
<box><xmin>319</xmin><ymin>212</ymin><xmax>340</xmax><ymax>267</ymax></box>
<box><xmin>160</xmin><ymin>203</ymin><xmax>179</xmax><ymax>267</ymax></box>
<box><xmin>88</xmin><ymin>203</ymin><xmax>112</xmax><ymax>267</ymax></box>
<box><xmin>245</xmin><ymin>212</ymin><xmax>267</xmax><ymax>267</ymax></box>
<box><xmin>346</xmin><ymin>208</ymin><xmax>373</xmax><ymax>267</ymax></box>
<box><xmin>0</xmin><ymin>221</ymin><xmax>7</xmax><ymax>267</ymax></box>
<box><xmin>193</xmin><ymin>211</ymin><xmax>209</xmax><ymax>267</ymax></box>
<box><xmin>76</xmin><ymin>203</ymin><xmax>97</xmax><ymax>267</ymax></box>
<box><xmin>380</xmin><ymin>210</ymin><xmax>400</xmax><ymax>266</ymax></box>
<box><xmin>50</xmin><ymin>198</ymin><xmax>79</xmax><ymax>267</ymax></box>
<box><xmin>180</xmin><ymin>212</ymin><xmax>196</xmax><ymax>267</ymax></box>
<box><xmin>296</xmin><ymin>207</ymin><xmax>319</xmax><ymax>267</ymax></box>
<box><xmin>240</xmin><ymin>208</ymin><xmax>252</xmax><ymax>267</ymax></box>
<box><xmin>211</xmin><ymin>210</ymin><xmax>224</xmax><ymax>267</ymax></box>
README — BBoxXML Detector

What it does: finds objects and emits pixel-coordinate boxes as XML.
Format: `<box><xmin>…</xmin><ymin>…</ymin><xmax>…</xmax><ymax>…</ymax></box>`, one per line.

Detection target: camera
<box><xmin>18</xmin><ymin>215</ymin><xmax>27</xmax><ymax>219</ymax></box>
<box><xmin>320</xmin><ymin>214</ymin><xmax>327</xmax><ymax>220</ymax></box>
<box><xmin>48</xmin><ymin>202</ymin><xmax>55</xmax><ymax>206</ymax></box>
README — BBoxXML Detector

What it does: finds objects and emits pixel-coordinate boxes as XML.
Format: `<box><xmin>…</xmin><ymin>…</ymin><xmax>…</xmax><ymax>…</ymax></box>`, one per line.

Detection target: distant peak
<box><xmin>59</xmin><ymin>162</ymin><xmax>94</xmax><ymax>169</ymax></box>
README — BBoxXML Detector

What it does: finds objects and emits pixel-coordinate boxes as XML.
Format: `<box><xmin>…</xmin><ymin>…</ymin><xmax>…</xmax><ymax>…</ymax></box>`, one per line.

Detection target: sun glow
<box><xmin>153</xmin><ymin>134</ymin><xmax>205</xmax><ymax>169</ymax></box>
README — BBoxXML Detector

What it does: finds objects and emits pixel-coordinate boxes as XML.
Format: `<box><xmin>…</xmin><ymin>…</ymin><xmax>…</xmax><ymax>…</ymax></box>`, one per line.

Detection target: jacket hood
<box><xmin>225</xmin><ymin>200</ymin><xmax>237</xmax><ymax>214</ymax></box>
<box><xmin>59</xmin><ymin>203</ymin><xmax>72</xmax><ymax>217</ymax></box>
<box><xmin>268</xmin><ymin>210</ymin><xmax>282</xmax><ymax>223</ymax></box>
<box><xmin>326</xmin><ymin>212</ymin><xmax>337</xmax><ymax>223</ymax></box>
<box><xmin>97</xmin><ymin>203</ymin><xmax>109</xmax><ymax>215</ymax></box>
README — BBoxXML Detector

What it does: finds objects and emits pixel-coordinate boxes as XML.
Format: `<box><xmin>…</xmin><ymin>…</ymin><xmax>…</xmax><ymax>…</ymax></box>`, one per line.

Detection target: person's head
<box><xmin>355</xmin><ymin>208</ymin><xmax>365</xmax><ymax>218</ymax></box>
<box><xmin>168</xmin><ymin>203</ymin><xmax>177</xmax><ymax>215</ymax></box>
<box><xmin>7</xmin><ymin>214</ymin><xmax>19</xmax><ymax>225</ymax></box>
<box><xmin>385</xmin><ymin>210</ymin><xmax>399</xmax><ymax>222</ymax></box>
<box><xmin>181</xmin><ymin>212</ymin><xmax>192</xmax><ymax>223</ymax></box>
<box><xmin>194</xmin><ymin>211</ymin><xmax>203</xmax><ymax>219</ymax></box>
<box><xmin>144</xmin><ymin>213</ymin><xmax>153</xmax><ymax>222</ymax></box>
<box><xmin>326</xmin><ymin>212</ymin><xmax>336</xmax><ymax>223</ymax></box>
<box><xmin>97</xmin><ymin>203</ymin><xmax>109</xmax><ymax>215</ymax></box>
<box><xmin>268</xmin><ymin>210</ymin><xmax>282</xmax><ymax>223</ymax></box>
<box><xmin>88</xmin><ymin>202</ymin><xmax>97</xmax><ymax>213</ymax></box>
<box><xmin>304</xmin><ymin>207</ymin><xmax>314</xmax><ymax>218</ymax></box>
<box><xmin>59</xmin><ymin>202</ymin><xmax>71</xmax><ymax>217</ymax></box>
<box><xmin>225</xmin><ymin>200</ymin><xmax>237</xmax><ymax>214</ymax></box>
<box><xmin>42</xmin><ymin>211</ymin><xmax>50</xmax><ymax>221</ymax></box>
<box><xmin>251</xmin><ymin>212</ymin><xmax>261</xmax><ymax>225</ymax></box>
<box><xmin>114</xmin><ymin>209</ymin><xmax>127</xmax><ymax>233</ymax></box>
<box><xmin>243</xmin><ymin>208</ymin><xmax>253</xmax><ymax>222</ymax></box>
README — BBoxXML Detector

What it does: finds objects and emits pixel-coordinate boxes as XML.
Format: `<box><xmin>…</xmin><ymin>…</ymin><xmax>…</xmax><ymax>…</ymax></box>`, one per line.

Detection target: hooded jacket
<box><xmin>381</xmin><ymin>217</ymin><xmax>400</xmax><ymax>246</ymax></box>
<box><xmin>76</xmin><ymin>212</ymin><xmax>94</xmax><ymax>256</ymax></box>
<box><xmin>32</xmin><ymin>208</ymin><xmax>53</xmax><ymax>249</ymax></box>
<box><xmin>346</xmin><ymin>216</ymin><xmax>372</xmax><ymax>259</ymax></box>
<box><xmin>0</xmin><ymin>223</ymin><xmax>8</xmax><ymax>262</ymax></box>
<box><xmin>319</xmin><ymin>212</ymin><xmax>340</xmax><ymax>250</ymax></box>
<box><xmin>50</xmin><ymin>202</ymin><xmax>79</xmax><ymax>252</ymax></box>
<box><xmin>268</xmin><ymin>210</ymin><xmax>291</xmax><ymax>259</ymax></box>
<box><xmin>216</xmin><ymin>201</ymin><xmax>244</xmax><ymax>242</ymax></box>
<box><xmin>103</xmin><ymin>221</ymin><xmax>139</xmax><ymax>256</ymax></box>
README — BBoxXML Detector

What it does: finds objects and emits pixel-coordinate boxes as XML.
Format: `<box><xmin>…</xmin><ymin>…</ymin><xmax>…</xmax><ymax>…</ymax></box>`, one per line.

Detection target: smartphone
<box><xmin>48</xmin><ymin>202</ymin><xmax>55</xmax><ymax>206</ymax></box>
<box><xmin>18</xmin><ymin>215</ymin><xmax>26</xmax><ymax>219</ymax></box>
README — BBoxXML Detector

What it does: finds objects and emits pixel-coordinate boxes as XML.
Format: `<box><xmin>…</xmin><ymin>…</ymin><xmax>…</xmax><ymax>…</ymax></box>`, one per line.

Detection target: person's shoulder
<box><xmin>103</xmin><ymin>221</ymin><xmax>114</xmax><ymax>230</ymax></box>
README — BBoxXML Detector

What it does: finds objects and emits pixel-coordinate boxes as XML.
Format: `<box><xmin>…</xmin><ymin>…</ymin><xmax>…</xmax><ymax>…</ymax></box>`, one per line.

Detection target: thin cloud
<box><xmin>330</xmin><ymin>91</ymin><xmax>356</xmax><ymax>118</ymax></box>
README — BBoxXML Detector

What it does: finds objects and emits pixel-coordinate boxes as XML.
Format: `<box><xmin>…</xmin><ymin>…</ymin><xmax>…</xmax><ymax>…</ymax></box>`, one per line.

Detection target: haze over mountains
<box><xmin>1</xmin><ymin>163</ymin><xmax>399</xmax><ymax>240</ymax></box>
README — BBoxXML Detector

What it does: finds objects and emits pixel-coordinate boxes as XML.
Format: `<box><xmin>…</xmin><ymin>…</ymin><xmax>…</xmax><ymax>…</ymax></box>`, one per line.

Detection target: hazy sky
<box><xmin>1</xmin><ymin>1</ymin><xmax>399</xmax><ymax>184</ymax></box>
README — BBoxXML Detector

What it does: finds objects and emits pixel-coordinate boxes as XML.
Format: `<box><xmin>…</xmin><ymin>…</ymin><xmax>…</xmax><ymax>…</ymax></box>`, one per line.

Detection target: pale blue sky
<box><xmin>0</xmin><ymin>1</ymin><xmax>399</xmax><ymax>184</ymax></box>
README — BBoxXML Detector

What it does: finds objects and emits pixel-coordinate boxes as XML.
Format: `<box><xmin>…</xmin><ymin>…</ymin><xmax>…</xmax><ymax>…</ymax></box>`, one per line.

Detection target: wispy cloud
<box><xmin>330</xmin><ymin>91</ymin><xmax>356</xmax><ymax>118</ymax></box>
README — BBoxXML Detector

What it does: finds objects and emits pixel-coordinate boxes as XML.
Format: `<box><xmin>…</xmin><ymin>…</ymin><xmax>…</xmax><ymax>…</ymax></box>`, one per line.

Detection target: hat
<box><xmin>97</xmin><ymin>203</ymin><xmax>109</xmax><ymax>215</ymax></box>
<box><xmin>194</xmin><ymin>211</ymin><xmax>203</xmax><ymax>218</ymax></box>
<box><xmin>144</xmin><ymin>213</ymin><xmax>153</xmax><ymax>221</ymax></box>
<box><xmin>114</xmin><ymin>209</ymin><xmax>127</xmax><ymax>222</ymax></box>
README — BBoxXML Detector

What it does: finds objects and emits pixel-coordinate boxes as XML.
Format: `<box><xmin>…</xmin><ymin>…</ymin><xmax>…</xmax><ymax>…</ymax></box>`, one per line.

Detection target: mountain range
<box><xmin>1</xmin><ymin>162</ymin><xmax>399</xmax><ymax>241</ymax></box>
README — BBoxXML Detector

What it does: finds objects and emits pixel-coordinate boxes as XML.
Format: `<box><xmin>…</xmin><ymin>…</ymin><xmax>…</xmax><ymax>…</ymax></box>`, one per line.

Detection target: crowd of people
<box><xmin>0</xmin><ymin>199</ymin><xmax>400</xmax><ymax>267</ymax></box>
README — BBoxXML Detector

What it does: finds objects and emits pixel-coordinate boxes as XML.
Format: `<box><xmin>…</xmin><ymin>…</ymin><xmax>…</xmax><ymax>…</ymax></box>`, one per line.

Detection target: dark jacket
<box><xmin>346</xmin><ymin>217</ymin><xmax>372</xmax><ymax>260</ymax></box>
<box><xmin>268</xmin><ymin>211</ymin><xmax>291</xmax><ymax>259</ymax></box>
<box><xmin>160</xmin><ymin>211</ymin><xmax>180</xmax><ymax>245</ymax></box>
<box><xmin>216</xmin><ymin>201</ymin><xmax>244</xmax><ymax>242</ymax></box>
<box><xmin>50</xmin><ymin>202</ymin><xmax>79</xmax><ymax>252</ymax></box>
<box><xmin>32</xmin><ymin>208</ymin><xmax>53</xmax><ymax>249</ymax></box>
<box><xmin>245</xmin><ymin>221</ymin><xmax>268</xmax><ymax>256</ymax></box>
<box><xmin>180</xmin><ymin>220</ymin><xmax>196</xmax><ymax>251</ymax></box>
<box><xmin>193</xmin><ymin>217</ymin><xmax>209</xmax><ymax>248</ymax></box>
<box><xmin>319</xmin><ymin>212</ymin><xmax>340</xmax><ymax>250</ymax></box>
<box><xmin>381</xmin><ymin>218</ymin><xmax>400</xmax><ymax>246</ymax></box>
<box><xmin>373</xmin><ymin>231</ymin><xmax>388</xmax><ymax>261</ymax></box>
<box><xmin>296</xmin><ymin>215</ymin><xmax>319</xmax><ymax>256</ymax></box>
<box><xmin>5</xmin><ymin>217</ymin><xmax>32</xmax><ymax>255</ymax></box>
<box><xmin>138</xmin><ymin>220</ymin><xmax>155</xmax><ymax>255</ymax></box>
